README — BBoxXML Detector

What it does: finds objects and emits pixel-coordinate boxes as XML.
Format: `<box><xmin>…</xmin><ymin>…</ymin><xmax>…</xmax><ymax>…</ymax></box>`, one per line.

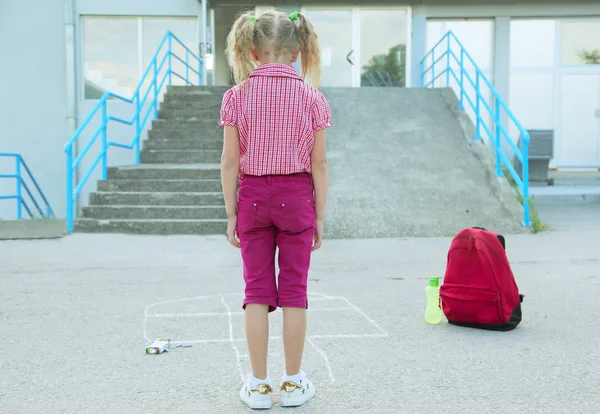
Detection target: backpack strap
<box><xmin>471</xmin><ymin>227</ymin><xmax>505</xmax><ymax>251</ymax></box>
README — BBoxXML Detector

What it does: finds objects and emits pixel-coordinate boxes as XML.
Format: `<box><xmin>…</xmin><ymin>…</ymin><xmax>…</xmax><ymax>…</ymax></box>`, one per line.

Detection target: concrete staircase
<box><xmin>75</xmin><ymin>86</ymin><xmax>229</xmax><ymax>235</ymax></box>
<box><xmin>76</xmin><ymin>85</ymin><xmax>526</xmax><ymax>237</ymax></box>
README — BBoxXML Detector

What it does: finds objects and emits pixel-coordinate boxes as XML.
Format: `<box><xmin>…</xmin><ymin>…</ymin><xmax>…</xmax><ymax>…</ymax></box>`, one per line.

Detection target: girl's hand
<box><xmin>312</xmin><ymin>218</ymin><xmax>324</xmax><ymax>251</ymax></box>
<box><xmin>227</xmin><ymin>216</ymin><xmax>241</xmax><ymax>248</ymax></box>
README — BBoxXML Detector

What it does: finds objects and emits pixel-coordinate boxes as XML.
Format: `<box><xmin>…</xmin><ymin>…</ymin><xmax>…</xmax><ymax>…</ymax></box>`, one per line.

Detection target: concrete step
<box><xmin>74</xmin><ymin>218</ymin><xmax>227</xmax><ymax>235</ymax></box>
<box><xmin>166</xmin><ymin>85</ymin><xmax>229</xmax><ymax>95</ymax></box>
<box><xmin>97</xmin><ymin>179</ymin><xmax>222</xmax><ymax>192</ymax></box>
<box><xmin>141</xmin><ymin>149</ymin><xmax>221</xmax><ymax>164</ymax></box>
<box><xmin>148</xmin><ymin>127</ymin><xmax>222</xmax><ymax>140</ymax></box>
<box><xmin>157</xmin><ymin>108</ymin><xmax>220</xmax><ymax>120</ymax></box>
<box><xmin>530</xmin><ymin>186</ymin><xmax>600</xmax><ymax>204</ymax></box>
<box><xmin>151</xmin><ymin>119</ymin><xmax>221</xmax><ymax>131</ymax></box>
<box><xmin>144</xmin><ymin>138</ymin><xmax>222</xmax><ymax>151</ymax></box>
<box><xmin>81</xmin><ymin>205</ymin><xmax>227</xmax><ymax>220</ymax></box>
<box><xmin>107</xmin><ymin>164</ymin><xmax>221</xmax><ymax>180</ymax></box>
<box><xmin>162</xmin><ymin>93</ymin><xmax>226</xmax><ymax>103</ymax></box>
<box><xmin>89</xmin><ymin>191</ymin><xmax>224</xmax><ymax>206</ymax></box>
<box><xmin>0</xmin><ymin>219</ymin><xmax>67</xmax><ymax>240</ymax></box>
<box><xmin>159</xmin><ymin>100</ymin><xmax>222</xmax><ymax>110</ymax></box>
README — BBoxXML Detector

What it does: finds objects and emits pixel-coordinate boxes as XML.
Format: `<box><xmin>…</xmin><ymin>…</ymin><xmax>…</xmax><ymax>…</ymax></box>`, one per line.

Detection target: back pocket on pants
<box><xmin>237</xmin><ymin>200</ymin><xmax>257</xmax><ymax>233</ymax></box>
<box><xmin>281</xmin><ymin>197</ymin><xmax>315</xmax><ymax>234</ymax></box>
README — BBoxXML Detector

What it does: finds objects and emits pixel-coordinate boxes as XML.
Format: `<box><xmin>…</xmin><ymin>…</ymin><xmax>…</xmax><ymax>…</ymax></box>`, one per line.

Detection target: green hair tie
<box><xmin>250</xmin><ymin>16</ymin><xmax>256</xmax><ymax>22</ymax></box>
<box><xmin>289</xmin><ymin>11</ymin><xmax>299</xmax><ymax>21</ymax></box>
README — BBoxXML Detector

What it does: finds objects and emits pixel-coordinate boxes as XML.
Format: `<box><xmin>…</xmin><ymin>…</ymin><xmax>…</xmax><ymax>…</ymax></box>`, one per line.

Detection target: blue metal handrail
<box><xmin>0</xmin><ymin>152</ymin><xmax>55</xmax><ymax>219</ymax></box>
<box><xmin>419</xmin><ymin>31</ymin><xmax>531</xmax><ymax>227</ymax></box>
<box><xmin>64</xmin><ymin>30</ymin><xmax>203</xmax><ymax>233</ymax></box>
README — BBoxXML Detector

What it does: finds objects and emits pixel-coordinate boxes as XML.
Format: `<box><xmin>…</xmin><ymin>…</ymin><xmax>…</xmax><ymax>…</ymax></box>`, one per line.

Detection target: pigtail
<box><xmin>297</xmin><ymin>13</ymin><xmax>321</xmax><ymax>89</ymax></box>
<box><xmin>225</xmin><ymin>11</ymin><xmax>256</xmax><ymax>85</ymax></box>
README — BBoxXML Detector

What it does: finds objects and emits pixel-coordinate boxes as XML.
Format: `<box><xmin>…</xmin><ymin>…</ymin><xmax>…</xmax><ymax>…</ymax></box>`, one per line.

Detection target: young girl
<box><xmin>219</xmin><ymin>9</ymin><xmax>331</xmax><ymax>410</ymax></box>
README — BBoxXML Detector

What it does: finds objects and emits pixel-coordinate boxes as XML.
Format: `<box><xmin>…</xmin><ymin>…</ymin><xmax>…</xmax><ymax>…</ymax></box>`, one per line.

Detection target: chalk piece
<box><xmin>146</xmin><ymin>338</ymin><xmax>171</xmax><ymax>354</ymax></box>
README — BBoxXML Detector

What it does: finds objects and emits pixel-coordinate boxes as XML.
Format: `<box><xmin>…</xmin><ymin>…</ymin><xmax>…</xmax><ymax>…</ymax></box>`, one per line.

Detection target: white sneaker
<box><xmin>240</xmin><ymin>375</ymin><xmax>273</xmax><ymax>410</ymax></box>
<box><xmin>279</xmin><ymin>372</ymin><xmax>315</xmax><ymax>407</ymax></box>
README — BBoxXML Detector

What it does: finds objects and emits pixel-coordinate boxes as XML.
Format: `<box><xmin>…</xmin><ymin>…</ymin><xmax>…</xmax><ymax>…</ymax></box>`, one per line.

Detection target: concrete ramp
<box><xmin>320</xmin><ymin>87</ymin><xmax>526</xmax><ymax>238</ymax></box>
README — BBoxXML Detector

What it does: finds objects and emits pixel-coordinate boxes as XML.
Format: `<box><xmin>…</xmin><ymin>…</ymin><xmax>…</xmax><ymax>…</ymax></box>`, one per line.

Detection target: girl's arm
<box><xmin>221</xmin><ymin>126</ymin><xmax>241</xmax><ymax>220</ymax></box>
<box><xmin>311</xmin><ymin>129</ymin><xmax>328</xmax><ymax>221</ymax></box>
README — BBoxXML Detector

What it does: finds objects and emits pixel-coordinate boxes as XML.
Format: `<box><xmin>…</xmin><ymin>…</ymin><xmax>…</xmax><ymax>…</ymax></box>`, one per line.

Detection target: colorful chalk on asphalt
<box><xmin>146</xmin><ymin>338</ymin><xmax>171</xmax><ymax>354</ymax></box>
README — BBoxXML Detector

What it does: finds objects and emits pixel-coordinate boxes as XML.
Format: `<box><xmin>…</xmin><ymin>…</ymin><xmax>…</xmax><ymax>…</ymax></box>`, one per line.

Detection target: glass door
<box><xmin>558</xmin><ymin>19</ymin><xmax>600</xmax><ymax>168</ymax></box>
<box><xmin>558</xmin><ymin>73</ymin><xmax>600</xmax><ymax>167</ymax></box>
<box><xmin>359</xmin><ymin>9</ymin><xmax>409</xmax><ymax>87</ymax></box>
<box><xmin>301</xmin><ymin>8</ymin><xmax>355</xmax><ymax>87</ymax></box>
<box><xmin>205</xmin><ymin>7</ymin><xmax>215</xmax><ymax>85</ymax></box>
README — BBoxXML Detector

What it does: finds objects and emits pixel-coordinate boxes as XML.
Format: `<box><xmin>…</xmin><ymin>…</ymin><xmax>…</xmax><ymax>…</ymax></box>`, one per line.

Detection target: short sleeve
<box><xmin>311</xmin><ymin>92</ymin><xmax>333</xmax><ymax>132</ymax></box>
<box><xmin>218</xmin><ymin>88</ymin><xmax>237</xmax><ymax>127</ymax></box>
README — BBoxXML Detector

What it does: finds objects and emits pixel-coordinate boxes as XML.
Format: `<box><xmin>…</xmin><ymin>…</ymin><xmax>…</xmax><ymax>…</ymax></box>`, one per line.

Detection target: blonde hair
<box><xmin>225</xmin><ymin>10</ymin><xmax>321</xmax><ymax>88</ymax></box>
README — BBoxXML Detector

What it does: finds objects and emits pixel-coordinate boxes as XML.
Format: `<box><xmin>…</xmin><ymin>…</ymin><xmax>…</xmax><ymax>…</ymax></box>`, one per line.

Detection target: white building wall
<box><xmin>413</xmin><ymin>2</ymin><xmax>600</xmax><ymax>170</ymax></box>
<box><xmin>0</xmin><ymin>1</ymin><xmax>68</xmax><ymax>220</ymax></box>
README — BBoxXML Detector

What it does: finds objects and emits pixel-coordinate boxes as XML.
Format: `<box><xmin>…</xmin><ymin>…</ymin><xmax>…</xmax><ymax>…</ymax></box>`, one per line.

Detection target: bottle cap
<box><xmin>429</xmin><ymin>277</ymin><xmax>439</xmax><ymax>287</ymax></box>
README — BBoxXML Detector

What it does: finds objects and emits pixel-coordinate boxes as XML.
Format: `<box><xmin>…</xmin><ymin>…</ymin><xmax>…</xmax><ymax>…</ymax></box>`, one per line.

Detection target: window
<box><xmin>360</xmin><ymin>9</ymin><xmax>408</xmax><ymax>87</ymax></box>
<box><xmin>561</xmin><ymin>20</ymin><xmax>600</xmax><ymax>66</ymax></box>
<box><xmin>510</xmin><ymin>19</ymin><xmax>556</xmax><ymax>69</ymax></box>
<box><xmin>82</xmin><ymin>16</ymin><xmax>198</xmax><ymax>99</ymax></box>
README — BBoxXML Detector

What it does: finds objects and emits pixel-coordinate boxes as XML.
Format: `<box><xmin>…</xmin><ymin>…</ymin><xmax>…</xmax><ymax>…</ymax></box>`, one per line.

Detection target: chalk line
<box><xmin>175</xmin><ymin>336</ymin><xmax>282</xmax><ymax>344</ymax></box>
<box><xmin>221</xmin><ymin>296</ymin><xmax>245</xmax><ymax>383</ymax></box>
<box><xmin>143</xmin><ymin>293</ymin><xmax>239</xmax><ymax>342</ymax></box>
<box><xmin>172</xmin><ymin>338</ymin><xmax>232</xmax><ymax>344</ymax></box>
<box><xmin>308</xmin><ymin>333</ymin><xmax>389</xmax><ymax>339</ymax></box>
<box><xmin>336</xmin><ymin>296</ymin><xmax>389</xmax><ymax>336</ymax></box>
<box><xmin>150</xmin><ymin>312</ymin><xmax>234</xmax><ymax>318</ymax></box>
<box><xmin>148</xmin><ymin>308</ymin><xmax>351</xmax><ymax>318</ymax></box>
<box><xmin>306</xmin><ymin>337</ymin><xmax>335</xmax><ymax>384</ymax></box>
<box><xmin>172</xmin><ymin>333</ymin><xmax>389</xmax><ymax>344</ymax></box>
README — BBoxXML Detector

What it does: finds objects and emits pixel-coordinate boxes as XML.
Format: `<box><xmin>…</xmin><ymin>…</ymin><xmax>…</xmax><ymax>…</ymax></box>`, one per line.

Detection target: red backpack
<box><xmin>440</xmin><ymin>227</ymin><xmax>524</xmax><ymax>331</ymax></box>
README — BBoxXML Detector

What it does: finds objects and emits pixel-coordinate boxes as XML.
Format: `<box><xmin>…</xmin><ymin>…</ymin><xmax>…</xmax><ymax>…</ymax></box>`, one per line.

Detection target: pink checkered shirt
<box><xmin>218</xmin><ymin>63</ymin><xmax>333</xmax><ymax>176</ymax></box>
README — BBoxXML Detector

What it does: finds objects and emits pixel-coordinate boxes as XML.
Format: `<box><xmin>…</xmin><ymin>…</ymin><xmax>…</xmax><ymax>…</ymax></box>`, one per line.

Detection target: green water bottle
<box><xmin>425</xmin><ymin>277</ymin><xmax>443</xmax><ymax>324</ymax></box>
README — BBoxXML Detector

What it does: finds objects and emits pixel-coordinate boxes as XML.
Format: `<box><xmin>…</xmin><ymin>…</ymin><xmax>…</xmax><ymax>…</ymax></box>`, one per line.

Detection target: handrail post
<box><xmin>521</xmin><ymin>134</ymin><xmax>531</xmax><ymax>226</ymax></box>
<box><xmin>101</xmin><ymin>102</ymin><xmax>108</xmax><ymax>180</ymax></box>
<box><xmin>474</xmin><ymin>71</ymin><xmax>481</xmax><ymax>140</ymax></box>
<box><xmin>431</xmin><ymin>48</ymin><xmax>436</xmax><ymax>88</ymax></box>
<box><xmin>66</xmin><ymin>148</ymin><xmax>74</xmax><ymax>232</ymax></box>
<box><xmin>458</xmin><ymin>49</ymin><xmax>465</xmax><ymax>110</ymax></box>
<box><xmin>16</xmin><ymin>155</ymin><xmax>22</xmax><ymax>220</ymax></box>
<box><xmin>153</xmin><ymin>59</ymin><xmax>158</xmax><ymax>119</ymax></box>
<box><xmin>168</xmin><ymin>35</ymin><xmax>172</xmax><ymax>85</ymax></box>
<box><xmin>135</xmin><ymin>91</ymin><xmax>141</xmax><ymax>164</ymax></box>
<box><xmin>494</xmin><ymin>96</ymin><xmax>503</xmax><ymax>177</ymax></box>
<box><xmin>185</xmin><ymin>49</ymin><xmax>189</xmax><ymax>85</ymax></box>
<box><xmin>445</xmin><ymin>35</ymin><xmax>450</xmax><ymax>87</ymax></box>
<box><xmin>198</xmin><ymin>53</ymin><xmax>204</xmax><ymax>86</ymax></box>
<box><xmin>419</xmin><ymin>59</ymin><xmax>424</xmax><ymax>87</ymax></box>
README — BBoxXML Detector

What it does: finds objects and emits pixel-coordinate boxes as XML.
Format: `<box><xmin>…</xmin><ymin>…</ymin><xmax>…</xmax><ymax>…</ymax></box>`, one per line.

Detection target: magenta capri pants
<box><xmin>236</xmin><ymin>173</ymin><xmax>316</xmax><ymax>313</ymax></box>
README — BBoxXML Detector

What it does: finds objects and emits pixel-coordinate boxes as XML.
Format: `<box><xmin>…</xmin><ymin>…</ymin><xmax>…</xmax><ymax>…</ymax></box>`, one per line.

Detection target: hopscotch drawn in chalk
<box><xmin>143</xmin><ymin>292</ymin><xmax>389</xmax><ymax>383</ymax></box>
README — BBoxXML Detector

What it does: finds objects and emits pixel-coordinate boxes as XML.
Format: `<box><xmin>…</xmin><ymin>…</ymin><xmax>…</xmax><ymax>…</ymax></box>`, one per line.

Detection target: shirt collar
<box><xmin>249</xmin><ymin>63</ymin><xmax>302</xmax><ymax>81</ymax></box>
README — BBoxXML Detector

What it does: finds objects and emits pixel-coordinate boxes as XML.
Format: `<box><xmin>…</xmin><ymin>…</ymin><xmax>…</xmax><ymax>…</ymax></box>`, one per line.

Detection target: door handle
<box><xmin>346</xmin><ymin>50</ymin><xmax>354</xmax><ymax>65</ymax></box>
<box><xmin>596</xmin><ymin>108</ymin><xmax>600</xmax><ymax>117</ymax></box>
